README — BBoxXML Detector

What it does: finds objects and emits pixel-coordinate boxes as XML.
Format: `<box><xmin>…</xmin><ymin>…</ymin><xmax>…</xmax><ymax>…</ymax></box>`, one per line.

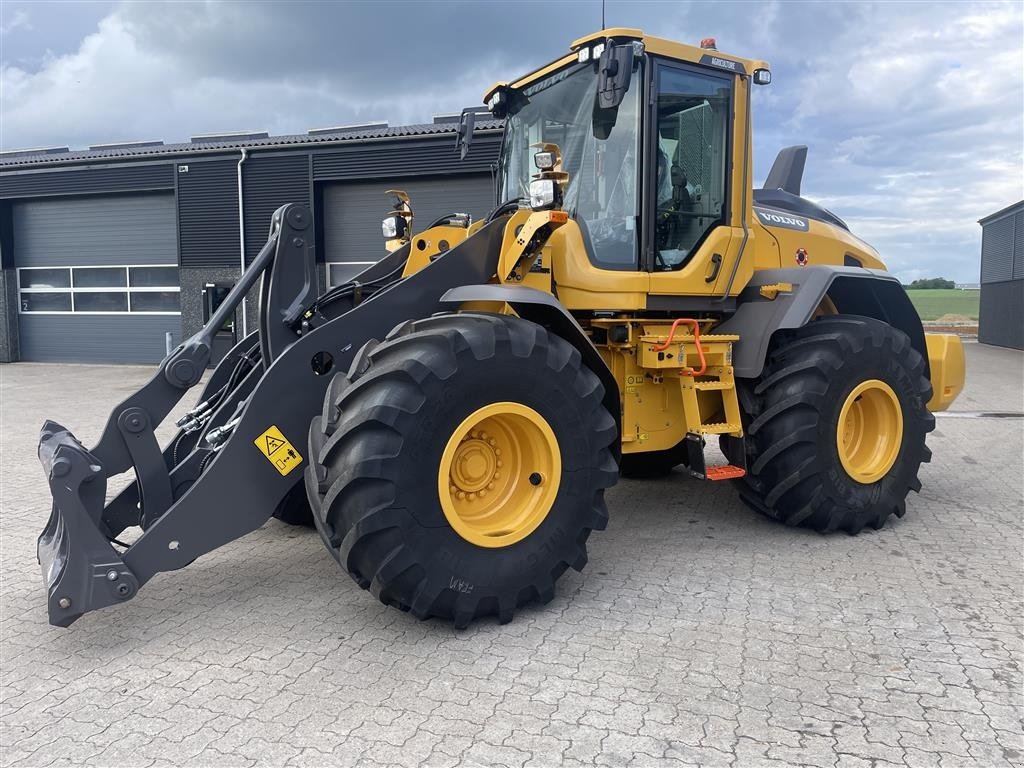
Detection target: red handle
<box><xmin>651</xmin><ymin>318</ymin><xmax>707</xmax><ymax>376</ymax></box>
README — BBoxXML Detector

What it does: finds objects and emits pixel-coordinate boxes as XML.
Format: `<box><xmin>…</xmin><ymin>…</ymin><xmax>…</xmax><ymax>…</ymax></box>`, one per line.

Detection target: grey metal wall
<box><xmin>313</xmin><ymin>134</ymin><xmax>501</xmax><ymax>181</ymax></box>
<box><xmin>17</xmin><ymin>315</ymin><xmax>178</xmax><ymax>364</ymax></box>
<box><xmin>0</xmin><ymin>163</ymin><xmax>173</xmax><ymax>199</ymax></box>
<box><xmin>13</xmin><ymin>193</ymin><xmax>177</xmax><ymax>267</ymax></box>
<box><xmin>978</xmin><ymin>204</ymin><xmax>1023</xmax><ymax>349</ymax></box>
<box><xmin>12</xmin><ymin>192</ymin><xmax>180</xmax><ymax>362</ymax></box>
<box><xmin>978</xmin><ymin>279</ymin><xmax>1024</xmax><ymax>349</ymax></box>
<box><xmin>0</xmin><ymin>269</ymin><xmax>18</xmax><ymax>362</ymax></box>
<box><xmin>0</xmin><ymin>130</ymin><xmax>505</xmax><ymax>363</ymax></box>
<box><xmin>980</xmin><ymin>210</ymin><xmax>1022</xmax><ymax>282</ymax></box>
<box><xmin>243</xmin><ymin>154</ymin><xmax>310</xmax><ymax>265</ymax></box>
<box><xmin>322</xmin><ymin>174</ymin><xmax>495</xmax><ymax>269</ymax></box>
<box><xmin>176</xmin><ymin>158</ymin><xmax>240</xmax><ymax>268</ymax></box>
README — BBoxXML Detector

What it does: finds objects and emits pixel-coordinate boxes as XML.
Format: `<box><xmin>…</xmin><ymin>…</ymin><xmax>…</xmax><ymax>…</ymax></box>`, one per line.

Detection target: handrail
<box><xmin>652</xmin><ymin>318</ymin><xmax>707</xmax><ymax>376</ymax></box>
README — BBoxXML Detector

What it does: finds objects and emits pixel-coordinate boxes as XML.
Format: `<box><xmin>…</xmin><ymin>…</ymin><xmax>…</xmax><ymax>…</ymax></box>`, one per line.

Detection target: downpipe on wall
<box><xmin>237</xmin><ymin>148</ymin><xmax>249</xmax><ymax>337</ymax></box>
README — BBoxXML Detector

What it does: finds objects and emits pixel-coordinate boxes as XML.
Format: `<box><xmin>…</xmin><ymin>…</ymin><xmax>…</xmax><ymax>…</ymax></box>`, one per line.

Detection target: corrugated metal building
<box><xmin>0</xmin><ymin>119</ymin><xmax>502</xmax><ymax>364</ymax></box>
<box><xmin>978</xmin><ymin>201</ymin><xmax>1024</xmax><ymax>350</ymax></box>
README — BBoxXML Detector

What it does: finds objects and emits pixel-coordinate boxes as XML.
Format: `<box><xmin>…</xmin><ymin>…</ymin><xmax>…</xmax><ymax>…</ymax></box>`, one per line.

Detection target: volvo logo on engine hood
<box><xmin>754</xmin><ymin>206</ymin><xmax>809</xmax><ymax>232</ymax></box>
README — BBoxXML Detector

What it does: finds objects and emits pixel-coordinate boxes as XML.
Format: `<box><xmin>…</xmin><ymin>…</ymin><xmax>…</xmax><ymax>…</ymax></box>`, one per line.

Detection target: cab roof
<box><xmin>484</xmin><ymin>28</ymin><xmax>770</xmax><ymax>103</ymax></box>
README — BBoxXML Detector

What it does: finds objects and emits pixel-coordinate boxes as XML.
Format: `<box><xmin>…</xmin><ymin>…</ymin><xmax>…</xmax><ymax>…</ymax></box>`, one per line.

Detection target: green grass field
<box><xmin>905</xmin><ymin>289</ymin><xmax>979</xmax><ymax>321</ymax></box>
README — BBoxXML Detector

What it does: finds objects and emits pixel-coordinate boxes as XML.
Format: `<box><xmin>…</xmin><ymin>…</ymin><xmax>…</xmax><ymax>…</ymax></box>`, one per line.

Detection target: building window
<box><xmin>17</xmin><ymin>265</ymin><xmax>180</xmax><ymax>314</ymax></box>
<box><xmin>326</xmin><ymin>262</ymin><xmax>377</xmax><ymax>287</ymax></box>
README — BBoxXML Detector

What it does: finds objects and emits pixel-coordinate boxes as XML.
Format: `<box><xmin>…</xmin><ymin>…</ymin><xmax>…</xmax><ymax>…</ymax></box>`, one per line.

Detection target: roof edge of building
<box><xmin>978</xmin><ymin>199</ymin><xmax>1024</xmax><ymax>226</ymax></box>
<box><xmin>1</xmin><ymin>121</ymin><xmax>505</xmax><ymax>171</ymax></box>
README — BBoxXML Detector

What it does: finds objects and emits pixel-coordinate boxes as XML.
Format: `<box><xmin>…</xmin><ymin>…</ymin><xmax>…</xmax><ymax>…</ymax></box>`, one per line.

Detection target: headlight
<box><xmin>381</xmin><ymin>215</ymin><xmax>404</xmax><ymax>239</ymax></box>
<box><xmin>529</xmin><ymin>179</ymin><xmax>556</xmax><ymax>210</ymax></box>
<box><xmin>753</xmin><ymin>68</ymin><xmax>772</xmax><ymax>85</ymax></box>
<box><xmin>534</xmin><ymin>151</ymin><xmax>556</xmax><ymax>170</ymax></box>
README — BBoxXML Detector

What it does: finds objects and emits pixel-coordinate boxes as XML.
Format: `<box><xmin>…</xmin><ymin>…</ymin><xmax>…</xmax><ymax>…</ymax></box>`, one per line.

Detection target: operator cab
<box><xmin>485</xmin><ymin>29</ymin><xmax>769</xmax><ymax>277</ymax></box>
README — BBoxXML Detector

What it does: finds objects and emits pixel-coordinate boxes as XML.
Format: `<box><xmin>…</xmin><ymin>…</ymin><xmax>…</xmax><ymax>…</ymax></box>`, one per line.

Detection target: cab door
<box><xmin>645</xmin><ymin>60</ymin><xmax>743</xmax><ymax>299</ymax></box>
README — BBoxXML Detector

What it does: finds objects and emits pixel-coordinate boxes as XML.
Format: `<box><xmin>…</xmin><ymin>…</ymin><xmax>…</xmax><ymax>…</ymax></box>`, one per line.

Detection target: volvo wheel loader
<box><xmin>36</xmin><ymin>29</ymin><xmax>965</xmax><ymax>628</ymax></box>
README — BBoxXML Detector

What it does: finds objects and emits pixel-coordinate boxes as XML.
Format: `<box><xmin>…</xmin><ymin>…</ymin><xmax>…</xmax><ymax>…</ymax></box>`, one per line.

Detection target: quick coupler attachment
<box><xmin>36</xmin><ymin>420</ymin><xmax>139</xmax><ymax>627</ymax></box>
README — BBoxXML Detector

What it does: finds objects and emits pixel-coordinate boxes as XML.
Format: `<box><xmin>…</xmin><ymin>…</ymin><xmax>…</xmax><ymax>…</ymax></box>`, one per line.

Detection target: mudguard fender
<box><xmin>717</xmin><ymin>267</ymin><xmax>929</xmax><ymax>380</ymax></box>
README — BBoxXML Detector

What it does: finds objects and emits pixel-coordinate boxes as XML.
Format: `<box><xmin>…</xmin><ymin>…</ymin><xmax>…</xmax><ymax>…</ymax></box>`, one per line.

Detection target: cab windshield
<box><xmin>498</xmin><ymin>60</ymin><xmax>642</xmax><ymax>269</ymax></box>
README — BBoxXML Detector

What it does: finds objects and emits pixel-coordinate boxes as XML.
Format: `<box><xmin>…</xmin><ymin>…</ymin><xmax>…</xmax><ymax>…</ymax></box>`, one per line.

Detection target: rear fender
<box><xmin>718</xmin><ymin>267</ymin><xmax>930</xmax><ymax>381</ymax></box>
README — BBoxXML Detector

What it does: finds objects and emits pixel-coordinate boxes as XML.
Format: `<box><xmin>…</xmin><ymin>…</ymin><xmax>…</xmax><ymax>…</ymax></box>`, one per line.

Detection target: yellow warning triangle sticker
<box><xmin>253</xmin><ymin>425</ymin><xmax>303</xmax><ymax>476</ymax></box>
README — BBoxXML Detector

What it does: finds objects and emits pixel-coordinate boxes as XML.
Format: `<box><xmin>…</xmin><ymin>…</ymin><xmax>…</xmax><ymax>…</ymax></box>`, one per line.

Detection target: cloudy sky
<box><xmin>2</xmin><ymin>0</ymin><xmax>1021</xmax><ymax>282</ymax></box>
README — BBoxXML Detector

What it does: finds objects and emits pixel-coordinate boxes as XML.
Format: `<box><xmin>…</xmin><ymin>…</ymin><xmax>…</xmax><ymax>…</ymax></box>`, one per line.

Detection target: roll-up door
<box><xmin>13</xmin><ymin>192</ymin><xmax>181</xmax><ymax>363</ymax></box>
<box><xmin>321</xmin><ymin>175</ymin><xmax>494</xmax><ymax>284</ymax></box>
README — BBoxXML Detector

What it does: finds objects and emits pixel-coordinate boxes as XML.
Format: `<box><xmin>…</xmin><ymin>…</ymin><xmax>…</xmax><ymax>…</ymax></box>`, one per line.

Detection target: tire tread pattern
<box><xmin>736</xmin><ymin>315</ymin><xmax>935</xmax><ymax>534</ymax></box>
<box><xmin>307</xmin><ymin>313</ymin><xmax>618</xmax><ymax>625</ymax></box>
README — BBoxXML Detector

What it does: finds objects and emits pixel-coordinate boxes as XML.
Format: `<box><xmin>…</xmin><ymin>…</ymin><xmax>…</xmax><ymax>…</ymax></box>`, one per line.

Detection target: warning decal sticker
<box><xmin>254</xmin><ymin>425</ymin><xmax>303</xmax><ymax>476</ymax></box>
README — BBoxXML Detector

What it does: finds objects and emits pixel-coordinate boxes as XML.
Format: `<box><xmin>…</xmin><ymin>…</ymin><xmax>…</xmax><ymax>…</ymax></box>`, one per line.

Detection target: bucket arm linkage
<box><xmin>37</xmin><ymin>203</ymin><xmax>316</xmax><ymax>626</ymax></box>
<box><xmin>36</xmin><ymin>203</ymin><xmax>508</xmax><ymax>626</ymax></box>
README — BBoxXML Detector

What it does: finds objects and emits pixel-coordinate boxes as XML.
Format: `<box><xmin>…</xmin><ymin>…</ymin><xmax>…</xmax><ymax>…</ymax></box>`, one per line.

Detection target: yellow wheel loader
<box><xmin>36</xmin><ymin>29</ymin><xmax>965</xmax><ymax>628</ymax></box>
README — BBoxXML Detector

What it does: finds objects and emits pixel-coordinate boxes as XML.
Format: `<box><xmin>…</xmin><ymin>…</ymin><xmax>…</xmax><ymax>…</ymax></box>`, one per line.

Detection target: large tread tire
<box><xmin>736</xmin><ymin>314</ymin><xmax>934</xmax><ymax>534</ymax></box>
<box><xmin>306</xmin><ymin>313</ymin><xmax>619</xmax><ymax>627</ymax></box>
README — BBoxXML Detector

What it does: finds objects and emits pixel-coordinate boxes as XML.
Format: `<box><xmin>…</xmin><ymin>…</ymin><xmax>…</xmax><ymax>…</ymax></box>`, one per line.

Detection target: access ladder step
<box><xmin>705</xmin><ymin>464</ymin><xmax>746</xmax><ymax>481</ymax></box>
<box><xmin>693</xmin><ymin>381</ymin><xmax>732</xmax><ymax>391</ymax></box>
<box><xmin>698</xmin><ymin>422</ymin><xmax>741</xmax><ymax>435</ymax></box>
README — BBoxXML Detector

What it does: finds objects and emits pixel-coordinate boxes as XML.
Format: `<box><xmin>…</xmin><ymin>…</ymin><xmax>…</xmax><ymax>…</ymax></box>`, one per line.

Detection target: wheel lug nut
<box><xmin>487</xmin><ymin>482</ymin><xmax>495</xmax><ymax>490</ymax></box>
<box><xmin>456</xmin><ymin>491</ymin><xmax>466</xmax><ymax>500</ymax></box>
<box><xmin>496</xmin><ymin>460</ymin><xmax>503</xmax><ymax>468</ymax></box>
<box><xmin>488</xmin><ymin>439</ymin><xmax>496</xmax><ymax>447</ymax></box>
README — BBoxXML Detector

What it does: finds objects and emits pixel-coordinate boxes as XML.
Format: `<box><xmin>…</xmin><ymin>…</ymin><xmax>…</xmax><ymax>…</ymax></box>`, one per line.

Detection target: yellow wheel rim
<box><xmin>438</xmin><ymin>402</ymin><xmax>561</xmax><ymax>548</ymax></box>
<box><xmin>836</xmin><ymin>379</ymin><xmax>904</xmax><ymax>484</ymax></box>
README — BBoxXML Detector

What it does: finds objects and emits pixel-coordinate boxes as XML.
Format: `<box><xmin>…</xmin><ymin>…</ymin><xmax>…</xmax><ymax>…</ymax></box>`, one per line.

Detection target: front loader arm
<box><xmin>89</xmin><ymin>205</ymin><xmax>313</xmax><ymax>478</ymax></box>
<box><xmin>36</xmin><ymin>204</ymin><xmax>508</xmax><ymax>627</ymax></box>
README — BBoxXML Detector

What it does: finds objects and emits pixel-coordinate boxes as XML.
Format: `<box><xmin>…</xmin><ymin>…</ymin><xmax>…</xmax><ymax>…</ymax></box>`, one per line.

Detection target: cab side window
<box><xmin>654</xmin><ymin>66</ymin><xmax>732</xmax><ymax>270</ymax></box>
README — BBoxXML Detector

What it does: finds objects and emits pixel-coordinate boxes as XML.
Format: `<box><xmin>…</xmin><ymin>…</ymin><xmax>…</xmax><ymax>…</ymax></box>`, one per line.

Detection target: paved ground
<box><xmin>1</xmin><ymin>343</ymin><xmax>1022</xmax><ymax>767</ymax></box>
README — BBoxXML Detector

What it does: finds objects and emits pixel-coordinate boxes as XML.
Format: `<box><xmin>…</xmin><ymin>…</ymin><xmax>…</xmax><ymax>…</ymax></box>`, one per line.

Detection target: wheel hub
<box><xmin>450</xmin><ymin>433</ymin><xmax>501</xmax><ymax>497</ymax></box>
<box><xmin>836</xmin><ymin>379</ymin><xmax>904</xmax><ymax>484</ymax></box>
<box><xmin>438</xmin><ymin>403</ymin><xmax>560</xmax><ymax>548</ymax></box>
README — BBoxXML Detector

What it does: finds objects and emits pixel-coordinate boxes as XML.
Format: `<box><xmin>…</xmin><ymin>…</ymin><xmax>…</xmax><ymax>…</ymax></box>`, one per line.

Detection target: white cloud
<box><xmin>0</xmin><ymin>9</ymin><xmax>31</xmax><ymax>36</ymax></box>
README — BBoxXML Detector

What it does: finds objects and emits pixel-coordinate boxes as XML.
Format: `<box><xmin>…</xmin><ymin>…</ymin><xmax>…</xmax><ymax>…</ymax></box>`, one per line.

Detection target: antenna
<box><xmin>601</xmin><ymin>0</ymin><xmax>606</xmax><ymax>29</ymax></box>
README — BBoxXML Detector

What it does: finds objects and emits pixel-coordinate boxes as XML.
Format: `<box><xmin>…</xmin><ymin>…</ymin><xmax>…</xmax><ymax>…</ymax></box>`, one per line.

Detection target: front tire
<box><xmin>738</xmin><ymin>315</ymin><xmax>934</xmax><ymax>534</ymax></box>
<box><xmin>306</xmin><ymin>313</ymin><xmax>619</xmax><ymax>626</ymax></box>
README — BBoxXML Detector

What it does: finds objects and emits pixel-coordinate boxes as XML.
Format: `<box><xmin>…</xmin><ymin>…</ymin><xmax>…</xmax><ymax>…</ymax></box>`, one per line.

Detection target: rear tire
<box><xmin>307</xmin><ymin>313</ymin><xmax>618</xmax><ymax>626</ymax></box>
<box><xmin>737</xmin><ymin>315</ymin><xmax>934</xmax><ymax>534</ymax></box>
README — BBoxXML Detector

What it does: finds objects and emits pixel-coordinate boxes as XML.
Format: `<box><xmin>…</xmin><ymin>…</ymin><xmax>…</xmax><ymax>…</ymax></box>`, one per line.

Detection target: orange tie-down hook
<box><xmin>651</xmin><ymin>318</ymin><xmax>707</xmax><ymax>376</ymax></box>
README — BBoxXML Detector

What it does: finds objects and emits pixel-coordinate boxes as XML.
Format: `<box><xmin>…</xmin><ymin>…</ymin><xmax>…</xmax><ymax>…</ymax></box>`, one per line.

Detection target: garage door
<box><xmin>13</xmin><ymin>193</ymin><xmax>180</xmax><ymax>363</ymax></box>
<box><xmin>322</xmin><ymin>175</ymin><xmax>494</xmax><ymax>284</ymax></box>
